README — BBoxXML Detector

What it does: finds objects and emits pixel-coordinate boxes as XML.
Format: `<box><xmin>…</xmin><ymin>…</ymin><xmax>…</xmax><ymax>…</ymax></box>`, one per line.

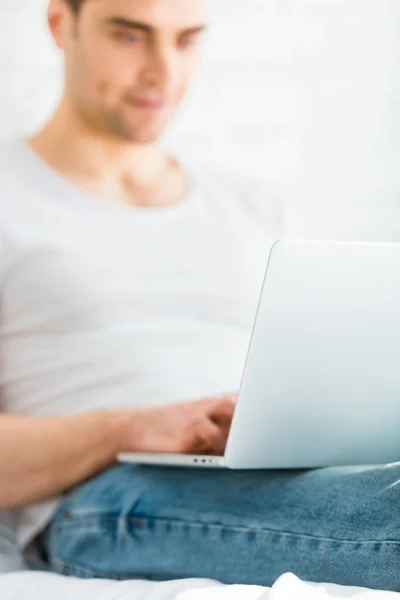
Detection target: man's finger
<box><xmin>186</xmin><ymin>418</ymin><xmax>226</xmax><ymax>455</ymax></box>
<box><xmin>199</xmin><ymin>394</ymin><xmax>237</xmax><ymax>411</ymax></box>
<box><xmin>208</xmin><ymin>396</ymin><xmax>237</xmax><ymax>425</ymax></box>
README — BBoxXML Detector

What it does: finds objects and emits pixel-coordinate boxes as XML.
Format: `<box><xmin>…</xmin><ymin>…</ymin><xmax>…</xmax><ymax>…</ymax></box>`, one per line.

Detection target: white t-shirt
<box><xmin>0</xmin><ymin>140</ymin><xmax>284</xmax><ymax>549</ymax></box>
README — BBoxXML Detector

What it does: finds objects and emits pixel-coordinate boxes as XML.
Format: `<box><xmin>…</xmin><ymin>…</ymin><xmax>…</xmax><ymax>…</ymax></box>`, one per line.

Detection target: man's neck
<box><xmin>27</xmin><ymin>101</ymin><xmax>188</xmax><ymax>209</ymax></box>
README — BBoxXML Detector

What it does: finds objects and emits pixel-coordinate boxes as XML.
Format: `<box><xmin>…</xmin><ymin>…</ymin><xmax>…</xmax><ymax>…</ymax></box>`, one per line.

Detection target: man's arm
<box><xmin>0</xmin><ymin>410</ymin><xmax>126</xmax><ymax>509</ymax></box>
<box><xmin>0</xmin><ymin>395</ymin><xmax>236</xmax><ymax>510</ymax></box>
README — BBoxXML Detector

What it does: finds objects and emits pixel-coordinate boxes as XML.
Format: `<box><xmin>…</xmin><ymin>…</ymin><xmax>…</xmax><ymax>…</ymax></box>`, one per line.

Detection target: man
<box><xmin>0</xmin><ymin>0</ymin><xmax>399</xmax><ymax>591</ymax></box>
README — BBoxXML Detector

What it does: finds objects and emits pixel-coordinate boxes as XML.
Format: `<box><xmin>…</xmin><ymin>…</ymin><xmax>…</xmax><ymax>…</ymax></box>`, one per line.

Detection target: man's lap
<box><xmin>43</xmin><ymin>463</ymin><xmax>400</xmax><ymax>590</ymax></box>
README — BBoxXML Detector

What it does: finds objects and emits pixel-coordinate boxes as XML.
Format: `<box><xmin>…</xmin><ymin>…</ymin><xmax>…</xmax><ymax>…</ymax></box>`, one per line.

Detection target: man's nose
<box><xmin>140</xmin><ymin>45</ymin><xmax>177</xmax><ymax>90</ymax></box>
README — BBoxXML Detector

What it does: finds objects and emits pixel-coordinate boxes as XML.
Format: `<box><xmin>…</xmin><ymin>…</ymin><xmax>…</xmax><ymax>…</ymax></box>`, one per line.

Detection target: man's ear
<box><xmin>48</xmin><ymin>0</ymin><xmax>72</xmax><ymax>49</ymax></box>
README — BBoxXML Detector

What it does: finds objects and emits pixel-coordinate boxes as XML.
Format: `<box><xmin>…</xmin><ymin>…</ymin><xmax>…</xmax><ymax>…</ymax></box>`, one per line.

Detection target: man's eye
<box><xmin>180</xmin><ymin>35</ymin><xmax>199</xmax><ymax>49</ymax></box>
<box><xmin>115</xmin><ymin>31</ymin><xmax>141</xmax><ymax>43</ymax></box>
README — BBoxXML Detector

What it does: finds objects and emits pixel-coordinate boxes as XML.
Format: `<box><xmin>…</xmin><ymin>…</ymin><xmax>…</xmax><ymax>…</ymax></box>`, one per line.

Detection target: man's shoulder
<box><xmin>0</xmin><ymin>138</ymin><xmax>21</xmax><ymax>163</ymax></box>
<box><xmin>0</xmin><ymin>139</ymin><xmax>39</xmax><ymax>237</ymax></box>
<box><xmin>192</xmin><ymin>163</ymin><xmax>275</xmax><ymax>199</ymax></box>
<box><xmin>184</xmin><ymin>159</ymin><xmax>286</xmax><ymax>235</ymax></box>
<box><xmin>0</xmin><ymin>139</ymin><xmax>26</xmax><ymax>186</ymax></box>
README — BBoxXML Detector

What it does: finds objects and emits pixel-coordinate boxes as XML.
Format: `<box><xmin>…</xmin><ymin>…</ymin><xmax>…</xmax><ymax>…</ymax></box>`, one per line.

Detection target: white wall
<box><xmin>0</xmin><ymin>0</ymin><xmax>399</xmax><ymax>239</ymax></box>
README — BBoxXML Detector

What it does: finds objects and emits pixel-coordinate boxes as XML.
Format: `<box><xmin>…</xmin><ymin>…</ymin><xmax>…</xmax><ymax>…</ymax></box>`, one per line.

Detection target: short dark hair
<box><xmin>66</xmin><ymin>0</ymin><xmax>84</xmax><ymax>12</ymax></box>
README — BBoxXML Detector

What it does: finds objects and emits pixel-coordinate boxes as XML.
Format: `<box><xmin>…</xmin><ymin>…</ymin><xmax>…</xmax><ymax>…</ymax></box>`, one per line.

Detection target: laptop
<box><xmin>119</xmin><ymin>239</ymin><xmax>400</xmax><ymax>470</ymax></box>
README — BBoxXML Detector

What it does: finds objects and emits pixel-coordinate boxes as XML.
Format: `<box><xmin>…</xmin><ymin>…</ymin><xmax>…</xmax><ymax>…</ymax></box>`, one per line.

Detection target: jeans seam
<box><xmin>53</xmin><ymin>556</ymin><xmax>151</xmax><ymax>580</ymax></box>
<box><xmin>52</xmin><ymin>514</ymin><xmax>400</xmax><ymax>546</ymax></box>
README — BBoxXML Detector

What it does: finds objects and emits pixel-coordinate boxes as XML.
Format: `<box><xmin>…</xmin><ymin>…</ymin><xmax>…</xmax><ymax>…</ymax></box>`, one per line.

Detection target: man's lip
<box><xmin>129</xmin><ymin>98</ymin><xmax>167</xmax><ymax>110</ymax></box>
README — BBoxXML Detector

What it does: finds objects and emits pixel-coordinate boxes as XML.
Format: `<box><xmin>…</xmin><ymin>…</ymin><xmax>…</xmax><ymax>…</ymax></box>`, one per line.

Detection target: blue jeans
<box><xmin>43</xmin><ymin>463</ymin><xmax>400</xmax><ymax>590</ymax></box>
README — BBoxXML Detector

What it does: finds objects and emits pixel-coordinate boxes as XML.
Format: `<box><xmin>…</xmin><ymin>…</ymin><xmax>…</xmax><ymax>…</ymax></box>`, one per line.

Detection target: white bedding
<box><xmin>1</xmin><ymin>570</ymin><xmax>399</xmax><ymax>600</ymax></box>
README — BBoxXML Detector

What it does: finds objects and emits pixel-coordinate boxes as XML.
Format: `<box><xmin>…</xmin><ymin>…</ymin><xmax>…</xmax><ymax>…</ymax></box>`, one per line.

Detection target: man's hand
<box><xmin>0</xmin><ymin>395</ymin><xmax>237</xmax><ymax>509</ymax></box>
<box><xmin>120</xmin><ymin>395</ymin><xmax>238</xmax><ymax>456</ymax></box>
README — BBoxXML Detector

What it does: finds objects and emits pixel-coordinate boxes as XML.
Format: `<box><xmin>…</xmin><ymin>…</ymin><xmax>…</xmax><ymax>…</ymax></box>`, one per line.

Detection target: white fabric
<box><xmin>0</xmin><ymin>140</ymin><xmax>283</xmax><ymax>548</ymax></box>
<box><xmin>0</xmin><ymin>571</ymin><xmax>398</xmax><ymax>600</ymax></box>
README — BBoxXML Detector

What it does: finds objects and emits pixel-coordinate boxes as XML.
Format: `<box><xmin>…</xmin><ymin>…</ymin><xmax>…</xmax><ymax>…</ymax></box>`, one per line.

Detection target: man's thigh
<box><xmin>44</xmin><ymin>463</ymin><xmax>400</xmax><ymax>589</ymax></box>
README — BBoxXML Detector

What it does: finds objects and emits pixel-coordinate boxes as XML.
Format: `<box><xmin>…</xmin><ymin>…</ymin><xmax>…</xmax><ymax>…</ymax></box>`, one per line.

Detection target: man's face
<box><xmin>50</xmin><ymin>0</ymin><xmax>208</xmax><ymax>143</ymax></box>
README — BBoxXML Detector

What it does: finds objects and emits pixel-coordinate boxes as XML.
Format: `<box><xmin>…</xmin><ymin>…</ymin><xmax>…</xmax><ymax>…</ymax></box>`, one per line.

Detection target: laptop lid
<box><xmin>225</xmin><ymin>239</ymin><xmax>400</xmax><ymax>469</ymax></box>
